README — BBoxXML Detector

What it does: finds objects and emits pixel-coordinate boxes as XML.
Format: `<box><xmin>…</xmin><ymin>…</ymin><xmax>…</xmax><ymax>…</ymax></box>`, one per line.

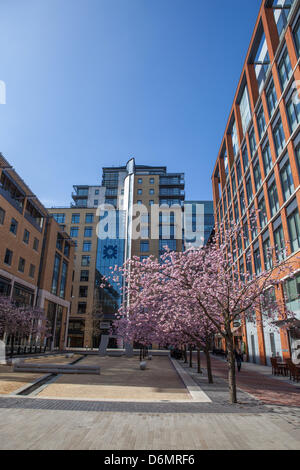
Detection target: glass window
<box><xmin>249</xmin><ymin>128</ymin><xmax>256</xmax><ymax>158</ymax></box>
<box><xmin>246</xmin><ymin>176</ymin><xmax>253</xmax><ymax>204</ymax></box>
<box><xmin>138</xmin><ymin>189</ymin><xmax>142</xmax><ymax>195</ymax></box>
<box><xmin>273</xmin><ymin>224</ymin><xmax>286</xmax><ymax>261</ymax></box>
<box><xmin>53</xmin><ymin>213</ymin><xmax>65</xmax><ymax>224</ymax></box>
<box><xmin>254</xmin><ymin>246</ymin><xmax>262</xmax><ymax>275</ymax></box>
<box><xmin>253</xmin><ymin>159</ymin><xmax>262</xmax><ymax>192</ymax></box>
<box><xmin>4</xmin><ymin>249</ymin><xmax>13</xmax><ymax>265</ymax></box>
<box><xmin>242</xmin><ymin>146</ymin><xmax>249</xmax><ymax>171</ymax></box>
<box><xmin>231</xmin><ymin>120</ymin><xmax>239</xmax><ymax>156</ymax></box>
<box><xmin>287</xmin><ymin>207</ymin><xmax>300</xmax><ymax>253</ymax></box>
<box><xmin>294</xmin><ymin>16</ymin><xmax>300</xmax><ymax>57</ymax></box>
<box><xmin>266</xmin><ymin>80</ymin><xmax>278</xmax><ymax>117</ymax></box>
<box><xmin>268</xmin><ymin>180</ymin><xmax>280</xmax><ymax>217</ymax></box>
<box><xmin>231</xmin><ymin>171</ymin><xmax>236</xmax><ymax>195</ymax></box>
<box><xmin>234</xmin><ymin>199</ymin><xmax>239</xmax><ymax>222</ymax></box>
<box><xmin>80</xmin><ymin>270</ymin><xmax>89</xmax><ymax>282</ymax></box>
<box><xmin>278</xmin><ymin>48</ymin><xmax>292</xmax><ymax>90</ymax></box>
<box><xmin>29</xmin><ymin>264</ymin><xmax>35</xmax><ymax>278</ymax></box>
<box><xmin>84</xmin><ymin>227</ymin><xmax>93</xmax><ymax>237</ymax></box>
<box><xmin>83</xmin><ymin>241</ymin><xmax>92</xmax><ymax>252</ymax></box>
<box><xmin>59</xmin><ymin>261</ymin><xmax>68</xmax><ymax>299</ymax></box>
<box><xmin>239</xmin><ymin>189</ymin><xmax>245</xmax><ymax>215</ymax></box>
<box><xmin>140</xmin><ymin>241</ymin><xmax>149</xmax><ymax>252</ymax></box>
<box><xmin>85</xmin><ymin>213</ymin><xmax>94</xmax><ymax>223</ymax></box>
<box><xmin>33</xmin><ymin>238</ymin><xmax>39</xmax><ymax>251</ymax></box>
<box><xmin>18</xmin><ymin>257</ymin><xmax>25</xmax><ymax>273</ymax></box>
<box><xmin>78</xmin><ymin>302</ymin><xmax>87</xmax><ymax>314</ymax></box>
<box><xmin>263</xmin><ymin>235</ymin><xmax>272</xmax><ymax>271</ymax></box>
<box><xmin>159</xmin><ymin>239</ymin><xmax>177</xmax><ymax>254</ymax></box>
<box><xmin>246</xmin><ymin>250</ymin><xmax>253</xmax><ymax>279</ymax></box>
<box><xmin>10</xmin><ymin>218</ymin><xmax>18</xmax><ymax>235</ymax></box>
<box><xmin>79</xmin><ymin>286</ymin><xmax>88</xmax><ymax>298</ymax></box>
<box><xmin>149</xmin><ymin>189</ymin><xmax>154</xmax><ymax>195</ymax></box>
<box><xmin>0</xmin><ymin>207</ymin><xmax>5</xmax><ymax>225</ymax></box>
<box><xmin>150</xmin><ymin>178</ymin><xmax>154</xmax><ymax>184</ymax></box>
<box><xmin>23</xmin><ymin>229</ymin><xmax>30</xmax><ymax>244</ymax></box>
<box><xmin>273</xmin><ymin>116</ymin><xmax>286</xmax><ymax>156</ymax></box>
<box><xmin>262</xmin><ymin>141</ymin><xmax>273</xmax><ymax>176</ymax></box>
<box><xmin>95</xmin><ymin>189</ymin><xmax>99</xmax><ymax>195</ymax></box>
<box><xmin>257</xmin><ymin>107</ymin><xmax>266</xmax><ymax>140</ymax></box>
<box><xmin>51</xmin><ymin>254</ymin><xmax>61</xmax><ymax>295</ymax></box>
<box><xmin>138</xmin><ymin>178</ymin><xmax>143</xmax><ymax>184</ymax></box>
<box><xmin>258</xmin><ymin>195</ymin><xmax>268</xmax><ymax>229</ymax></box>
<box><xmin>236</xmin><ymin>159</ymin><xmax>242</xmax><ymax>185</ymax></box>
<box><xmin>94</xmin><ymin>200</ymin><xmax>98</xmax><ymax>206</ymax></box>
<box><xmin>81</xmin><ymin>255</ymin><xmax>90</xmax><ymax>266</ymax></box>
<box><xmin>72</xmin><ymin>214</ymin><xmax>80</xmax><ymax>224</ymax></box>
<box><xmin>70</xmin><ymin>227</ymin><xmax>79</xmax><ymax>238</ymax></box>
<box><xmin>280</xmin><ymin>157</ymin><xmax>294</xmax><ymax>201</ymax></box>
<box><xmin>286</xmin><ymin>88</ymin><xmax>300</xmax><ymax>133</ymax></box>
<box><xmin>149</xmin><ymin>200</ymin><xmax>154</xmax><ymax>205</ymax></box>
<box><xmin>239</xmin><ymin>85</ymin><xmax>251</xmax><ymax>134</ymax></box>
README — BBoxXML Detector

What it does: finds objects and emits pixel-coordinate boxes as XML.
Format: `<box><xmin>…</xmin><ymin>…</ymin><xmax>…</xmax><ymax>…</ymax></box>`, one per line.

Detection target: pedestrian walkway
<box><xmin>208</xmin><ymin>354</ymin><xmax>300</xmax><ymax>406</ymax></box>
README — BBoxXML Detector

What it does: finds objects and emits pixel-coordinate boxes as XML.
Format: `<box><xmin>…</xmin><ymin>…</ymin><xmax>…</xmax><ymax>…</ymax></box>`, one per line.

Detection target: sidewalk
<box><xmin>208</xmin><ymin>354</ymin><xmax>300</xmax><ymax>406</ymax></box>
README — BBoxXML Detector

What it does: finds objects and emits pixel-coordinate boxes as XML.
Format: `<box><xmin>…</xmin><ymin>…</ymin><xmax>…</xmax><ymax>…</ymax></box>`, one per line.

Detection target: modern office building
<box><xmin>0</xmin><ymin>154</ymin><xmax>75</xmax><ymax>350</ymax></box>
<box><xmin>50</xmin><ymin>158</ymin><xmax>213</xmax><ymax>348</ymax></box>
<box><xmin>212</xmin><ymin>0</ymin><xmax>300</xmax><ymax>365</ymax></box>
<box><xmin>184</xmin><ymin>201</ymin><xmax>215</xmax><ymax>249</ymax></box>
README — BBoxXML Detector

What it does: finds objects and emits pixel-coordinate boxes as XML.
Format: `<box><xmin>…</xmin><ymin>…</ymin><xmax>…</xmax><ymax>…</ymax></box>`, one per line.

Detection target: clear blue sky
<box><xmin>0</xmin><ymin>0</ymin><xmax>261</xmax><ymax>207</ymax></box>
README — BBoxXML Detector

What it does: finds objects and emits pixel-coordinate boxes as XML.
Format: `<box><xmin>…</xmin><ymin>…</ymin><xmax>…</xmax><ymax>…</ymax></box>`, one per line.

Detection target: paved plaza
<box><xmin>0</xmin><ymin>353</ymin><xmax>299</xmax><ymax>450</ymax></box>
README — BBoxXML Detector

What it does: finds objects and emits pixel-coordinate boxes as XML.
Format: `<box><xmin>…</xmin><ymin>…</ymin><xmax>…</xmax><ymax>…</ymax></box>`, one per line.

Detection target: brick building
<box><xmin>0</xmin><ymin>154</ymin><xmax>75</xmax><ymax>350</ymax></box>
<box><xmin>212</xmin><ymin>0</ymin><xmax>300</xmax><ymax>365</ymax></box>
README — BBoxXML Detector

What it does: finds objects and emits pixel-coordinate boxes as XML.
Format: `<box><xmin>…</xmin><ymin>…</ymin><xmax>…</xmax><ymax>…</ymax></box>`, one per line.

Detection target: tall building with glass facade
<box><xmin>212</xmin><ymin>0</ymin><xmax>300</xmax><ymax>365</ymax></box>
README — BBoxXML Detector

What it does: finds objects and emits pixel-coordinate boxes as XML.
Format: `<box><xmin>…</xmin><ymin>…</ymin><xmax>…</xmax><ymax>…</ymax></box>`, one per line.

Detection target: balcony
<box><xmin>24</xmin><ymin>211</ymin><xmax>43</xmax><ymax>232</ymax></box>
<box><xmin>0</xmin><ymin>186</ymin><xmax>23</xmax><ymax>213</ymax></box>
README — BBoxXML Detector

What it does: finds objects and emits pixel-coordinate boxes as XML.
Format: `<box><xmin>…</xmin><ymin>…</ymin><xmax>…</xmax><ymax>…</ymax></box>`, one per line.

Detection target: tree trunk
<box><xmin>204</xmin><ymin>344</ymin><xmax>213</xmax><ymax>384</ymax></box>
<box><xmin>197</xmin><ymin>349</ymin><xmax>202</xmax><ymax>374</ymax></box>
<box><xmin>226</xmin><ymin>334</ymin><xmax>237</xmax><ymax>404</ymax></box>
<box><xmin>189</xmin><ymin>346</ymin><xmax>193</xmax><ymax>368</ymax></box>
<box><xmin>10</xmin><ymin>335</ymin><xmax>14</xmax><ymax>358</ymax></box>
<box><xmin>184</xmin><ymin>345</ymin><xmax>187</xmax><ymax>363</ymax></box>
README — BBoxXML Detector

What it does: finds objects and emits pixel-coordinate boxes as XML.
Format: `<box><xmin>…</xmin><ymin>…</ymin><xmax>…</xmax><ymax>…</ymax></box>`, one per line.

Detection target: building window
<box><xmin>278</xmin><ymin>48</ymin><xmax>292</xmax><ymax>90</ymax></box>
<box><xmin>85</xmin><ymin>213</ymin><xmax>94</xmax><ymax>223</ymax></box>
<box><xmin>294</xmin><ymin>16</ymin><xmax>300</xmax><ymax>57</ymax></box>
<box><xmin>245</xmin><ymin>176</ymin><xmax>253</xmax><ymax>204</ymax></box>
<box><xmin>29</xmin><ymin>264</ymin><xmax>35</xmax><ymax>278</ymax></box>
<box><xmin>258</xmin><ymin>195</ymin><xmax>268</xmax><ymax>229</ymax></box>
<box><xmin>243</xmin><ymin>220</ymin><xmax>249</xmax><ymax>249</ymax></box>
<box><xmin>78</xmin><ymin>302</ymin><xmax>87</xmax><ymax>314</ymax></box>
<box><xmin>262</xmin><ymin>140</ymin><xmax>273</xmax><ymax>176</ymax></box>
<box><xmin>231</xmin><ymin>120</ymin><xmax>238</xmax><ymax>156</ymax></box>
<box><xmin>287</xmin><ymin>202</ymin><xmax>300</xmax><ymax>253</ymax></box>
<box><xmin>70</xmin><ymin>227</ymin><xmax>79</xmax><ymax>238</ymax></box>
<box><xmin>138</xmin><ymin>178</ymin><xmax>143</xmax><ymax>184</ymax></box>
<box><xmin>253</xmin><ymin>246</ymin><xmax>262</xmax><ymax>275</ymax></box>
<box><xmin>149</xmin><ymin>189</ymin><xmax>155</xmax><ymax>195</ymax></box>
<box><xmin>273</xmin><ymin>116</ymin><xmax>286</xmax><ymax>157</ymax></box>
<box><xmin>137</xmin><ymin>200</ymin><xmax>142</xmax><ymax>205</ymax></box>
<box><xmin>234</xmin><ymin>199</ymin><xmax>239</xmax><ymax>222</ymax></box>
<box><xmin>279</xmin><ymin>155</ymin><xmax>294</xmax><ymax>201</ymax></box>
<box><xmin>80</xmin><ymin>270</ymin><xmax>89</xmax><ymax>282</ymax></box>
<box><xmin>253</xmin><ymin>159</ymin><xmax>262</xmax><ymax>192</ymax></box>
<box><xmin>231</xmin><ymin>171</ymin><xmax>236</xmax><ymax>195</ymax></box>
<box><xmin>95</xmin><ymin>189</ymin><xmax>99</xmax><ymax>195</ymax></box>
<box><xmin>72</xmin><ymin>214</ymin><xmax>80</xmax><ymax>224</ymax></box>
<box><xmin>150</xmin><ymin>178</ymin><xmax>154</xmax><ymax>184</ymax></box>
<box><xmin>0</xmin><ymin>207</ymin><xmax>5</xmax><ymax>225</ymax></box>
<box><xmin>140</xmin><ymin>241</ymin><xmax>149</xmax><ymax>252</ymax></box>
<box><xmin>268</xmin><ymin>179</ymin><xmax>280</xmax><ymax>218</ymax></box>
<box><xmin>273</xmin><ymin>222</ymin><xmax>286</xmax><ymax>261</ymax></box>
<box><xmin>149</xmin><ymin>200</ymin><xmax>154</xmax><ymax>205</ymax></box>
<box><xmin>257</xmin><ymin>107</ymin><xmax>266</xmax><ymax>140</ymax></box>
<box><xmin>239</xmin><ymin>85</ymin><xmax>251</xmax><ymax>135</ymax></box>
<box><xmin>239</xmin><ymin>189</ymin><xmax>245</xmax><ymax>215</ymax></box>
<box><xmin>81</xmin><ymin>255</ymin><xmax>90</xmax><ymax>266</ymax></box>
<box><xmin>84</xmin><ymin>227</ymin><xmax>93</xmax><ymax>237</ymax></box>
<box><xmin>10</xmin><ymin>218</ymin><xmax>18</xmax><ymax>235</ymax></box>
<box><xmin>23</xmin><ymin>229</ymin><xmax>30</xmax><ymax>244</ymax></box>
<box><xmin>83</xmin><ymin>241</ymin><xmax>91</xmax><ymax>252</ymax></box>
<box><xmin>79</xmin><ymin>286</ymin><xmax>88</xmax><ymax>298</ymax></box>
<box><xmin>4</xmin><ymin>249</ymin><xmax>13</xmax><ymax>266</ymax></box>
<box><xmin>137</xmin><ymin>189</ymin><xmax>142</xmax><ymax>195</ymax></box>
<box><xmin>52</xmin><ymin>213</ymin><xmax>65</xmax><ymax>224</ymax></box>
<box><xmin>286</xmin><ymin>88</ymin><xmax>300</xmax><ymax>133</ymax></box>
<box><xmin>51</xmin><ymin>254</ymin><xmax>61</xmax><ymax>295</ymax></box>
<box><xmin>159</xmin><ymin>239</ymin><xmax>177</xmax><ymax>254</ymax></box>
<box><xmin>242</xmin><ymin>146</ymin><xmax>249</xmax><ymax>171</ymax></box>
<box><xmin>59</xmin><ymin>261</ymin><xmax>68</xmax><ymax>299</ymax></box>
<box><xmin>94</xmin><ymin>200</ymin><xmax>98</xmax><ymax>206</ymax></box>
<box><xmin>18</xmin><ymin>258</ymin><xmax>25</xmax><ymax>273</ymax></box>
<box><xmin>263</xmin><ymin>234</ymin><xmax>272</xmax><ymax>271</ymax></box>
<box><xmin>266</xmin><ymin>79</ymin><xmax>277</xmax><ymax>118</ymax></box>
<box><xmin>236</xmin><ymin>159</ymin><xmax>242</xmax><ymax>185</ymax></box>
<box><xmin>33</xmin><ymin>238</ymin><xmax>39</xmax><ymax>251</ymax></box>
<box><xmin>249</xmin><ymin>128</ymin><xmax>256</xmax><ymax>158</ymax></box>
<box><xmin>64</xmin><ymin>243</ymin><xmax>70</xmax><ymax>257</ymax></box>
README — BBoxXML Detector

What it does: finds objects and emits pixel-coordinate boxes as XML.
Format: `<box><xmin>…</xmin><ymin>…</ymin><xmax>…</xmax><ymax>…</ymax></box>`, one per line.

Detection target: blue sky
<box><xmin>0</xmin><ymin>0</ymin><xmax>261</xmax><ymax>206</ymax></box>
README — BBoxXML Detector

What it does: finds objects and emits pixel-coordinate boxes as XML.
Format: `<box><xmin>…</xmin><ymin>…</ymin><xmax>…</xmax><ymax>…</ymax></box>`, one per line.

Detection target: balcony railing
<box><xmin>0</xmin><ymin>186</ymin><xmax>23</xmax><ymax>213</ymax></box>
